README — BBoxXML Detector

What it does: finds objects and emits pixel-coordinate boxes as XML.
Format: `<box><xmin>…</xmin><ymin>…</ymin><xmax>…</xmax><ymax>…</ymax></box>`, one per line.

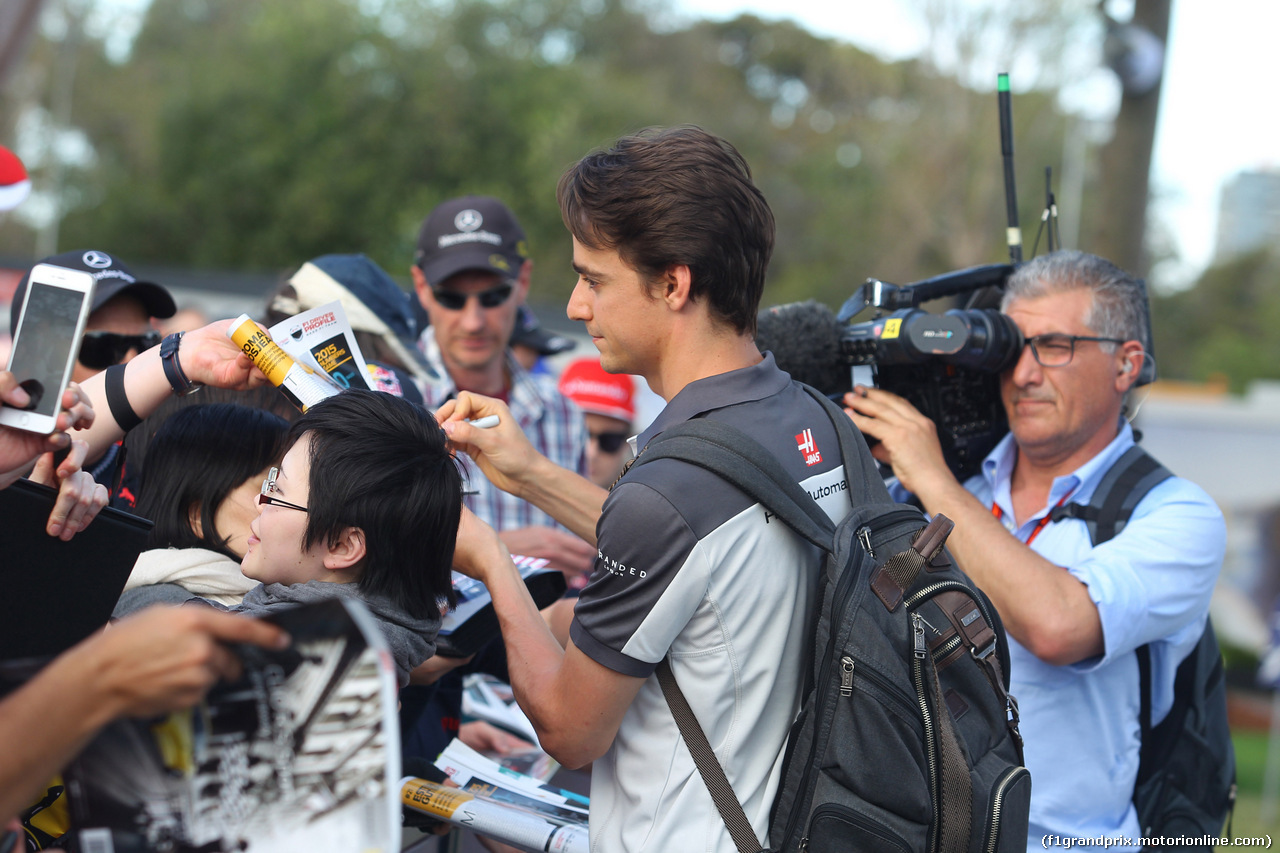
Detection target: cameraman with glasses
<box><xmin>843</xmin><ymin>250</ymin><xmax>1225</xmax><ymax>851</ymax></box>
<box><xmin>9</xmin><ymin>250</ymin><xmax>176</xmax><ymax>496</ymax></box>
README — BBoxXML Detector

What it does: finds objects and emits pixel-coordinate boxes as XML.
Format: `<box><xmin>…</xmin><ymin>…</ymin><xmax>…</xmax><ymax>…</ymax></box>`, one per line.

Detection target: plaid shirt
<box><xmin>419</xmin><ymin>328</ymin><xmax>589</xmax><ymax>533</ymax></box>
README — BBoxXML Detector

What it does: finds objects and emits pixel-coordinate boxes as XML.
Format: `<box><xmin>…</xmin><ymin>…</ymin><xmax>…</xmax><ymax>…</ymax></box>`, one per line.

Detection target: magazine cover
<box><xmin>461</xmin><ymin>675</ymin><xmax>542</xmax><ymax>748</ymax></box>
<box><xmin>64</xmin><ymin>598</ymin><xmax>401</xmax><ymax>853</ymax></box>
<box><xmin>433</xmin><ymin>739</ymin><xmax>588</xmax><ymax>822</ymax></box>
<box><xmin>438</xmin><ymin>556</ymin><xmax>566</xmax><ymax>658</ymax></box>
<box><xmin>400</xmin><ymin>776</ymin><xmax>588</xmax><ymax>853</ymax></box>
<box><xmin>268</xmin><ymin>301</ymin><xmax>373</xmax><ymax>393</ymax></box>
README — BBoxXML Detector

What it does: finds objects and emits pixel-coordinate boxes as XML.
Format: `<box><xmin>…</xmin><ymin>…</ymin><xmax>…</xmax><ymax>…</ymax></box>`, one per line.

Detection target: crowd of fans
<box><xmin>0</xmin><ymin>160</ymin><xmax>654</xmax><ymax>852</ymax></box>
<box><xmin>0</xmin><ymin>127</ymin><xmax>1225</xmax><ymax>853</ymax></box>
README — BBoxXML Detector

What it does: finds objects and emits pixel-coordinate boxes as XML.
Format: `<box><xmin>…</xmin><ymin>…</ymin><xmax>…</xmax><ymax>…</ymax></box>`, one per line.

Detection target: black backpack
<box><xmin>1049</xmin><ymin>445</ymin><xmax>1236</xmax><ymax>840</ymax></box>
<box><xmin>627</xmin><ymin>386</ymin><xmax>1030</xmax><ymax>853</ymax></box>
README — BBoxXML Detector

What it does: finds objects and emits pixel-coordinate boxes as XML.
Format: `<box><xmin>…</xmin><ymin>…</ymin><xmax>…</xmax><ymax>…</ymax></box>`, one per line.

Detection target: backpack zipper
<box><xmin>844</xmin><ymin>656</ymin><xmax>919</xmax><ymax>718</ymax></box>
<box><xmin>985</xmin><ymin>766</ymin><xmax>1031</xmax><ymax>853</ymax></box>
<box><xmin>855</xmin><ymin>510</ymin><xmax>921</xmax><ymax>562</ymax></box>
<box><xmin>857</xmin><ymin>525</ymin><xmax>875</xmax><ymax>558</ymax></box>
<box><xmin>801</xmin><ymin>803</ymin><xmax>914</xmax><ymax>853</ymax></box>
<box><xmin>933</xmin><ymin>632</ymin><xmax>962</xmax><ymax>662</ymax></box>
<box><xmin>839</xmin><ymin>656</ymin><xmax>854</xmax><ymax>696</ymax></box>
<box><xmin>912</xmin><ymin>612</ymin><xmax>941</xmax><ymax>853</ymax></box>
<box><xmin>904</xmin><ymin>580</ymin><xmax>997</xmax><ymax>636</ymax></box>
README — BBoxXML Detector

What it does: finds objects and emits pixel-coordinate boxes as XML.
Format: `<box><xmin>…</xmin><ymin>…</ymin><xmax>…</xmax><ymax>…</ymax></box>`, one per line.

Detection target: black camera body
<box><xmin>837</xmin><ymin>264</ymin><xmax>1023</xmax><ymax>482</ymax></box>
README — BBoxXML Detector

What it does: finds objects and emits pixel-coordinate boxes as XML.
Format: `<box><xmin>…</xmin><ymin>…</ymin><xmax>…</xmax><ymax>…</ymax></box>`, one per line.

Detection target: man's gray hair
<box><xmin>1001</xmin><ymin>250</ymin><xmax>1148</xmax><ymax>350</ymax></box>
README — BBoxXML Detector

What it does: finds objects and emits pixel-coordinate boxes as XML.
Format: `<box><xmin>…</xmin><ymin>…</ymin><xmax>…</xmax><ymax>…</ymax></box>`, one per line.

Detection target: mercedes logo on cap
<box><xmin>454</xmin><ymin>209</ymin><xmax>482</xmax><ymax>232</ymax></box>
<box><xmin>82</xmin><ymin>251</ymin><xmax>112</xmax><ymax>268</ymax></box>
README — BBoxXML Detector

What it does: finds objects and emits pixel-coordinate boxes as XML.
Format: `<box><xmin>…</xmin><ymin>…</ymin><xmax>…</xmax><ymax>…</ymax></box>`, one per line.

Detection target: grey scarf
<box><xmin>233</xmin><ymin>581</ymin><xmax>440</xmax><ymax>687</ymax></box>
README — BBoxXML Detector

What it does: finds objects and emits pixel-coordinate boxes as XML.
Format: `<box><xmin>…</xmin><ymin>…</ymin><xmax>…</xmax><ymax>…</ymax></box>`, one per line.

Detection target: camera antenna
<box><xmin>1029</xmin><ymin>166</ymin><xmax>1061</xmax><ymax>258</ymax></box>
<box><xmin>998</xmin><ymin>73</ymin><xmax>1022</xmax><ymax>264</ymax></box>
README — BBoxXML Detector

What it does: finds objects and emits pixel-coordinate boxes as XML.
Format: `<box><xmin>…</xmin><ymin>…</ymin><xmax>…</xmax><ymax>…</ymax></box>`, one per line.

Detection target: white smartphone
<box><xmin>1</xmin><ymin>263</ymin><xmax>96</xmax><ymax>434</ymax></box>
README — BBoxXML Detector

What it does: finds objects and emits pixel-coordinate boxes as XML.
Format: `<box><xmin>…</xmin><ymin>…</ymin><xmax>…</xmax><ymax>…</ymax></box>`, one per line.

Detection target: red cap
<box><xmin>558</xmin><ymin>358</ymin><xmax>635</xmax><ymax>423</ymax></box>
<box><xmin>0</xmin><ymin>146</ymin><xmax>31</xmax><ymax>211</ymax></box>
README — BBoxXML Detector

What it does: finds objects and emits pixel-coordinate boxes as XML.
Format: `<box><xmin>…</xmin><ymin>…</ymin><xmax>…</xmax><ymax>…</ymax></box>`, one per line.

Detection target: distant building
<box><xmin>1135</xmin><ymin>380</ymin><xmax>1280</xmax><ymax>653</ymax></box>
<box><xmin>1214</xmin><ymin>170</ymin><xmax>1280</xmax><ymax>261</ymax></box>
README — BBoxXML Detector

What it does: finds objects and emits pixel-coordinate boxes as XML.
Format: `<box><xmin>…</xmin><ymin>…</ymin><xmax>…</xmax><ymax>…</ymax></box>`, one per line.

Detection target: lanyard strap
<box><xmin>992</xmin><ymin>490</ymin><xmax>1073</xmax><ymax>546</ymax></box>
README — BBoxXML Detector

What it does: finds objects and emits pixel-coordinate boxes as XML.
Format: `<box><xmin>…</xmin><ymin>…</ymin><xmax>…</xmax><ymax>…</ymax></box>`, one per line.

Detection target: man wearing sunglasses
<box><xmin>405</xmin><ymin>195</ymin><xmax>595</xmax><ymax>803</ymax></box>
<box><xmin>410</xmin><ymin>195</ymin><xmax>593</xmax><ymax>578</ymax></box>
<box><xmin>843</xmin><ymin>250</ymin><xmax>1225</xmax><ymax>849</ymax></box>
<box><xmin>10</xmin><ymin>250</ymin><xmax>176</xmax><ymax>495</ymax></box>
<box><xmin>9</xmin><ymin>250</ymin><xmax>176</xmax><ymax>385</ymax></box>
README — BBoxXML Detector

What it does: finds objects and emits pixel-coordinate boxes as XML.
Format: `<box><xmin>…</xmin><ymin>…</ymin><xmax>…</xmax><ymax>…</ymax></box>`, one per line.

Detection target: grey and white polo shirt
<box><xmin>570</xmin><ymin>353</ymin><xmax>850</xmax><ymax>853</ymax></box>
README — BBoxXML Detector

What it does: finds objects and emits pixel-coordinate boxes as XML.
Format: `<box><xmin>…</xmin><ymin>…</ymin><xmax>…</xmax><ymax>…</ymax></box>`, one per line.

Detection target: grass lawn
<box><xmin>1222</xmin><ymin>729</ymin><xmax>1278</xmax><ymax>848</ymax></box>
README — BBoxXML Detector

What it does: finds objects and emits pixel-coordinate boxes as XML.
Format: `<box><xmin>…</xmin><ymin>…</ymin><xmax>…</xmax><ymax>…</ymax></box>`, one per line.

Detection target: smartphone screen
<box><xmin>6</xmin><ymin>280</ymin><xmax>91</xmax><ymax>418</ymax></box>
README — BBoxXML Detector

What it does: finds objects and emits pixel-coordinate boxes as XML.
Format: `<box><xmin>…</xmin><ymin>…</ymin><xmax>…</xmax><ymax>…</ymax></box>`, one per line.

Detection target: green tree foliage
<box><xmin>1151</xmin><ymin>249</ymin><xmax>1280</xmax><ymax>391</ymax></box>
<box><xmin>6</xmin><ymin>0</ymin><xmax>1075</xmax><ymax>311</ymax></box>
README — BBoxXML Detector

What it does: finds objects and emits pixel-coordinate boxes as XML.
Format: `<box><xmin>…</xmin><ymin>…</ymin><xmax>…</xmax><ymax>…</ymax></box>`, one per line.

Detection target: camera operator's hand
<box><xmin>843</xmin><ymin>385</ymin><xmax>956</xmax><ymax>496</ymax></box>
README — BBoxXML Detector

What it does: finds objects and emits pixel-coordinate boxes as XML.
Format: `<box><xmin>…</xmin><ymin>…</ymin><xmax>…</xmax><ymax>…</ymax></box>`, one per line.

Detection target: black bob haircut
<box><xmin>137</xmin><ymin>403</ymin><xmax>289</xmax><ymax>560</ymax></box>
<box><xmin>287</xmin><ymin>389</ymin><xmax>463</xmax><ymax>620</ymax></box>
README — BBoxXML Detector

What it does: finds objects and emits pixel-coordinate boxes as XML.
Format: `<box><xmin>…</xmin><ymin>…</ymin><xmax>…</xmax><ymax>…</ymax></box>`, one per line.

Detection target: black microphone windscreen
<box><xmin>756</xmin><ymin>300</ymin><xmax>850</xmax><ymax>397</ymax></box>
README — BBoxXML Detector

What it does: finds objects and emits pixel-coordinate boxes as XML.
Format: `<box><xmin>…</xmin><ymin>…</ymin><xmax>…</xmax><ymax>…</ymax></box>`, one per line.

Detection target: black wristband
<box><xmin>160</xmin><ymin>332</ymin><xmax>202</xmax><ymax>397</ymax></box>
<box><xmin>104</xmin><ymin>363</ymin><xmax>143</xmax><ymax>432</ymax></box>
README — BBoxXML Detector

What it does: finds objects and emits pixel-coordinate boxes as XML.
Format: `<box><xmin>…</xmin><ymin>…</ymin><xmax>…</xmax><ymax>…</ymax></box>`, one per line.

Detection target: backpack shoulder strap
<box><xmin>796</xmin><ymin>384</ymin><xmax>894</xmax><ymax>503</ymax></box>
<box><xmin>657</xmin><ymin>658</ymin><xmax>766</xmax><ymax>853</ymax></box>
<box><xmin>1048</xmin><ymin>444</ymin><xmax>1172</xmax><ymax>546</ymax></box>
<box><xmin>1047</xmin><ymin>444</ymin><xmax>1174</xmax><ymax>744</ymax></box>
<box><xmin>628</xmin><ymin>383</ymin><xmax>890</xmax><ymax>535</ymax></box>
<box><xmin>629</xmin><ymin>418</ymin><xmax>837</xmax><ymax>550</ymax></box>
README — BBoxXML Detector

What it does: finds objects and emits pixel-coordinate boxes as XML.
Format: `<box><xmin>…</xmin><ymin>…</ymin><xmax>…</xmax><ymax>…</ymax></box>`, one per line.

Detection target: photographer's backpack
<box><xmin>1048</xmin><ymin>445</ymin><xmax>1236</xmax><ymax>839</ymax></box>
<box><xmin>626</xmin><ymin>386</ymin><xmax>1030</xmax><ymax>853</ymax></box>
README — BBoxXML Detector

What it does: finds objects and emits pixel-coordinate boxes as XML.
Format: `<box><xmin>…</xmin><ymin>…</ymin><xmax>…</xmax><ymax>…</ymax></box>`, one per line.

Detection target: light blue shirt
<box><xmin>962</xmin><ymin>423</ymin><xmax>1225</xmax><ymax>851</ymax></box>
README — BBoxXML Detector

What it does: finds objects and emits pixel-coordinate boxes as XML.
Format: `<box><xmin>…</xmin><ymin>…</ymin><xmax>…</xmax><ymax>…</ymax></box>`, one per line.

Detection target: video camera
<box><xmin>839</xmin><ymin>263</ymin><xmax>1023</xmax><ymax>481</ymax></box>
<box><xmin>756</xmin><ymin>263</ymin><xmax>1023</xmax><ymax>482</ymax></box>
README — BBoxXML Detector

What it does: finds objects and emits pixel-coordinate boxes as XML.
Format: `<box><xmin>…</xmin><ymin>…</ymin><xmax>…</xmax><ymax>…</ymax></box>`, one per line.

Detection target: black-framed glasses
<box><xmin>1024</xmin><ymin>334</ymin><xmax>1127</xmax><ymax>368</ymax></box>
<box><xmin>589</xmin><ymin>430</ymin><xmax>629</xmax><ymax>454</ymax></box>
<box><xmin>429</xmin><ymin>282</ymin><xmax>515</xmax><ymax>311</ymax></box>
<box><xmin>79</xmin><ymin>330</ymin><xmax>162</xmax><ymax>369</ymax></box>
<box><xmin>258</xmin><ymin>467</ymin><xmax>308</xmax><ymax>512</ymax></box>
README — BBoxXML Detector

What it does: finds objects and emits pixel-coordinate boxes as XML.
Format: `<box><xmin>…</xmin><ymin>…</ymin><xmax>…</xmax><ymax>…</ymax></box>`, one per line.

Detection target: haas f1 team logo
<box><xmin>796</xmin><ymin>428</ymin><xmax>822</xmax><ymax>467</ymax></box>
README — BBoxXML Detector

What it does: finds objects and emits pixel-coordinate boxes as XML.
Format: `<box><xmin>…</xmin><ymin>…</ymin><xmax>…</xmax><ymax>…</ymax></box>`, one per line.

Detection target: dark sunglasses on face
<box><xmin>79</xmin><ymin>330</ymin><xmax>163</xmax><ymax>370</ymax></box>
<box><xmin>590</xmin><ymin>430</ymin><xmax>630</xmax><ymax>454</ymax></box>
<box><xmin>429</xmin><ymin>282</ymin><xmax>515</xmax><ymax>311</ymax></box>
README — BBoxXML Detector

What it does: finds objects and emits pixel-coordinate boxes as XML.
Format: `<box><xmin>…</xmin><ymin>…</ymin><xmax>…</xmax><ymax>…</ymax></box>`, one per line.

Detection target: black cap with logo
<box><xmin>414</xmin><ymin>196</ymin><xmax>529</xmax><ymax>287</ymax></box>
<box><xmin>510</xmin><ymin>304</ymin><xmax>576</xmax><ymax>357</ymax></box>
<box><xmin>10</xmin><ymin>249</ymin><xmax>176</xmax><ymax>337</ymax></box>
